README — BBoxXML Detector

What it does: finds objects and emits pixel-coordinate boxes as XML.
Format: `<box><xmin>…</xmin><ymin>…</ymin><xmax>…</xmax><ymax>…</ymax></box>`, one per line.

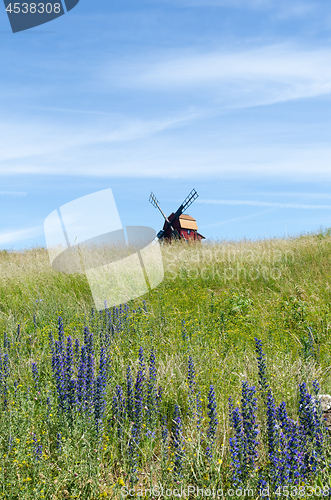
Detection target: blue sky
<box><xmin>1</xmin><ymin>0</ymin><xmax>331</xmax><ymax>249</ymax></box>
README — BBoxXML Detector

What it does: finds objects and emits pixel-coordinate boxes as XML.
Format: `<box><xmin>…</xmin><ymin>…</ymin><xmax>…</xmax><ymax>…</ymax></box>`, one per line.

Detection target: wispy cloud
<box><xmin>198</xmin><ymin>199</ymin><xmax>331</xmax><ymax>209</ymax></box>
<box><xmin>0</xmin><ymin>191</ymin><xmax>27</xmax><ymax>197</ymax></box>
<box><xmin>0</xmin><ymin>110</ymin><xmax>199</xmax><ymax>165</ymax></box>
<box><xmin>158</xmin><ymin>0</ymin><xmax>317</xmax><ymax>19</ymax></box>
<box><xmin>0</xmin><ymin>225</ymin><xmax>43</xmax><ymax>245</ymax></box>
<box><xmin>112</xmin><ymin>43</ymin><xmax>331</xmax><ymax>108</ymax></box>
<box><xmin>200</xmin><ymin>209</ymin><xmax>274</xmax><ymax>229</ymax></box>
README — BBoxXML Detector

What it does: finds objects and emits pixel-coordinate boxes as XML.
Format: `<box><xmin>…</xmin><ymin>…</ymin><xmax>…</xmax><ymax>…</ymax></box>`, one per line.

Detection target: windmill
<box><xmin>149</xmin><ymin>189</ymin><xmax>205</xmax><ymax>242</ymax></box>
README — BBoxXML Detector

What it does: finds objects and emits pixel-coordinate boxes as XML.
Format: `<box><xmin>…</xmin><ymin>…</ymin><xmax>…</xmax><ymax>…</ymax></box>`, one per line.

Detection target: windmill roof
<box><xmin>179</xmin><ymin>214</ymin><xmax>196</xmax><ymax>221</ymax></box>
<box><xmin>178</xmin><ymin>214</ymin><xmax>198</xmax><ymax>230</ymax></box>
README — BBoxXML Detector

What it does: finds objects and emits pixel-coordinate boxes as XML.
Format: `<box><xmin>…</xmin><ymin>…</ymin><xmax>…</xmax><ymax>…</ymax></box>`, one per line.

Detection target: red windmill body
<box><xmin>149</xmin><ymin>189</ymin><xmax>205</xmax><ymax>242</ymax></box>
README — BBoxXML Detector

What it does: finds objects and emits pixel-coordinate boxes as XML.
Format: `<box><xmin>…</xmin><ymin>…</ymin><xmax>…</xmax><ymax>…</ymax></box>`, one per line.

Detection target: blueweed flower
<box><xmin>32</xmin><ymin>362</ymin><xmax>39</xmax><ymax>390</ymax></box>
<box><xmin>3</xmin><ymin>332</ymin><xmax>10</xmax><ymax>350</ymax></box>
<box><xmin>258</xmin><ymin>475</ymin><xmax>270</xmax><ymax>499</ymax></box>
<box><xmin>128</xmin><ymin>423</ymin><xmax>140</xmax><ymax>485</ymax></box>
<box><xmin>187</xmin><ymin>356</ymin><xmax>196</xmax><ymax>418</ymax></box>
<box><xmin>33</xmin><ymin>314</ymin><xmax>37</xmax><ymax>329</ymax></box>
<box><xmin>312</xmin><ymin>380</ymin><xmax>320</xmax><ymax>396</ymax></box>
<box><xmin>196</xmin><ymin>390</ymin><xmax>203</xmax><ymax>432</ymax></box>
<box><xmin>126</xmin><ymin>365</ymin><xmax>134</xmax><ymax>421</ymax></box>
<box><xmin>161</xmin><ymin>414</ymin><xmax>168</xmax><ymax>460</ymax></box>
<box><xmin>48</xmin><ymin>331</ymin><xmax>54</xmax><ymax>355</ymax></box>
<box><xmin>46</xmin><ymin>392</ymin><xmax>52</xmax><ymax>418</ymax></box>
<box><xmin>65</xmin><ymin>336</ymin><xmax>74</xmax><ymax>388</ymax></box>
<box><xmin>143</xmin><ymin>300</ymin><xmax>147</xmax><ymax>313</ymax></box>
<box><xmin>53</xmin><ymin>351</ymin><xmax>66</xmax><ymax>412</ymax></box>
<box><xmin>16</xmin><ymin>324</ymin><xmax>21</xmax><ymax>345</ymax></box>
<box><xmin>138</xmin><ymin>347</ymin><xmax>145</xmax><ymax>380</ymax></box>
<box><xmin>32</xmin><ymin>434</ymin><xmax>42</xmax><ymax>461</ymax></box>
<box><xmin>85</xmin><ymin>353</ymin><xmax>94</xmax><ymax>411</ymax></box>
<box><xmin>58</xmin><ymin>317</ymin><xmax>64</xmax><ymax>353</ymax></box>
<box><xmin>147</xmin><ymin>349</ymin><xmax>157</xmax><ymax>429</ymax></box>
<box><xmin>171</xmin><ymin>405</ymin><xmax>185</xmax><ymax>477</ymax></box>
<box><xmin>228</xmin><ymin>397</ymin><xmax>244</xmax><ymax>485</ymax></box>
<box><xmin>146</xmin><ymin>429</ymin><xmax>156</xmax><ymax>439</ymax></box>
<box><xmin>206</xmin><ymin>385</ymin><xmax>218</xmax><ymax>461</ymax></box>
<box><xmin>229</xmin><ymin>398</ymin><xmax>243</xmax><ymax>446</ymax></box>
<box><xmin>8</xmin><ymin>436</ymin><xmax>13</xmax><ymax>452</ymax></box>
<box><xmin>56</xmin><ymin>432</ymin><xmax>62</xmax><ymax>451</ymax></box>
<box><xmin>298</xmin><ymin>382</ymin><xmax>324</xmax><ymax>467</ymax></box>
<box><xmin>77</xmin><ymin>346</ymin><xmax>86</xmax><ymax>407</ymax></box>
<box><xmin>181</xmin><ymin>319</ymin><xmax>187</xmax><ymax>341</ymax></box>
<box><xmin>307</xmin><ymin>327</ymin><xmax>316</xmax><ymax>360</ymax></box>
<box><xmin>188</xmin><ymin>356</ymin><xmax>195</xmax><ymax>393</ymax></box>
<box><xmin>14</xmin><ymin>380</ymin><xmax>18</xmax><ymax>398</ymax></box>
<box><xmin>112</xmin><ymin>384</ymin><xmax>125</xmax><ymax>438</ymax></box>
<box><xmin>285</xmin><ymin>417</ymin><xmax>304</xmax><ymax>484</ymax></box>
<box><xmin>254</xmin><ymin>338</ymin><xmax>269</xmax><ymax>396</ymax></box>
<box><xmin>94</xmin><ymin>375</ymin><xmax>106</xmax><ymax>435</ymax></box>
<box><xmin>156</xmin><ymin>386</ymin><xmax>163</xmax><ymax>413</ymax></box>
<box><xmin>2</xmin><ymin>353</ymin><xmax>9</xmax><ymax>409</ymax></box>
<box><xmin>67</xmin><ymin>378</ymin><xmax>77</xmax><ymax>415</ymax></box>
<box><xmin>134</xmin><ymin>369</ymin><xmax>144</xmax><ymax>435</ymax></box>
<box><xmin>85</xmin><ymin>330</ymin><xmax>94</xmax><ymax>356</ymax></box>
<box><xmin>98</xmin><ymin>347</ymin><xmax>107</xmax><ymax>390</ymax></box>
<box><xmin>266</xmin><ymin>389</ymin><xmax>278</xmax><ymax>459</ymax></box>
<box><xmin>241</xmin><ymin>382</ymin><xmax>258</xmax><ymax>472</ymax></box>
<box><xmin>229</xmin><ymin>436</ymin><xmax>242</xmax><ymax>486</ymax></box>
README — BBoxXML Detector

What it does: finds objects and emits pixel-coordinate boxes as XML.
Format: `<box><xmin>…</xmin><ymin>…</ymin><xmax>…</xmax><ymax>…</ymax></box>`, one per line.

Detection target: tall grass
<box><xmin>1</xmin><ymin>230</ymin><xmax>331</xmax><ymax>498</ymax></box>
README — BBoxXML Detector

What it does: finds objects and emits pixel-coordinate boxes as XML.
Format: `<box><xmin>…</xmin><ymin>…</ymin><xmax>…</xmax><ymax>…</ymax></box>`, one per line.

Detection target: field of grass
<box><xmin>1</xmin><ymin>230</ymin><xmax>331</xmax><ymax>499</ymax></box>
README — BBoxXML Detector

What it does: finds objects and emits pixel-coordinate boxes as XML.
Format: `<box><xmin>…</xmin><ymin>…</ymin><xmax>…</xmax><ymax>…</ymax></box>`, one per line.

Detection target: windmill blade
<box><xmin>172</xmin><ymin>189</ymin><xmax>199</xmax><ymax>221</ymax></box>
<box><xmin>149</xmin><ymin>192</ymin><xmax>168</xmax><ymax>221</ymax></box>
<box><xmin>149</xmin><ymin>192</ymin><xmax>181</xmax><ymax>240</ymax></box>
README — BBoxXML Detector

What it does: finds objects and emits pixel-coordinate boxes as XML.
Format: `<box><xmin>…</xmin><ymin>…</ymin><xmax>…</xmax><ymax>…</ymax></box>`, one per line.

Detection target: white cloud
<box><xmin>0</xmin><ymin>225</ymin><xmax>43</xmax><ymax>245</ymax></box>
<box><xmin>198</xmin><ymin>199</ymin><xmax>331</xmax><ymax>209</ymax></box>
<box><xmin>2</xmin><ymin>138</ymin><xmax>331</xmax><ymax>180</ymax></box>
<box><xmin>111</xmin><ymin>43</ymin><xmax>331</xmax><ymax>108</ymax></box>
<box><xmin>0</xmin><ymin>191</ymin><xmax>27</xmax><ymax>197</ymax></box>
<box><xmin>0</xmin><ymin>111</ymin><xmax>199</xmax><ymax>164</ymax></box>
<box><xmin>157</xmin><ymin>0</ymin><xmax>316</xmax><ymax>16</ymax></box>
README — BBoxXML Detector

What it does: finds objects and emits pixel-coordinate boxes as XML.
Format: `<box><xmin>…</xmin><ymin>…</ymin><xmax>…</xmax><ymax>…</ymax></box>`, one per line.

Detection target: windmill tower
<box><xmin>149</xmin><ymin>189</ymin><xmax>205</xmax><ymax>242</ymax></box>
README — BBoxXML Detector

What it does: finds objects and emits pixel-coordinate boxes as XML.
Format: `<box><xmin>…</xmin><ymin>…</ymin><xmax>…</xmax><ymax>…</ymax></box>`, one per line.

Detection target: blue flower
<box><xmin>188</xmin><ymin>356</ymin><xmax>196</xmax><ymax>418</ymax></box>
<box><xmin>171</xmin><ymin>405</ymin><xmax>185</xmax><ymax>477</ymax></box>
<box><xmin>206</xmin><ymin>385</ymin><xmax>218</xmax><ymax>461</ymax></box>
<box><xmin>254</xmin><ymin>338</ymin><xmax>269</xmax><ymax>396</ymax></box>
<box><xmin>94</xmin><ymin>375</ymin><xmax>106</xmax><ymax>435</ymax></box>
<box><xmin>32</xmin><ymin>362</ymin><xmax>39</xmax><ymax>390</ymax></box>
<box><xmin>147</xmin><ymin>349</ymin><xmax>157</xmax><ymax>429</ymax></box>
<box><xmin>134</xmin><ymin>369</ymin><xmax>144</xmax><ymax>435</ymax></box>
<box><xmin>126</xmin><ymin>365</ymin><xmax>134</xmax><ymax>422</ymax></box>
<box><xmin>32</xmin><ymin>434</ymin><xmax>42</xmax><ymax>461</ymax></box>
<box><xmin>196</xmin><ymin>390</ymin><xmax>203</xmax><ymax>433</ymax></box>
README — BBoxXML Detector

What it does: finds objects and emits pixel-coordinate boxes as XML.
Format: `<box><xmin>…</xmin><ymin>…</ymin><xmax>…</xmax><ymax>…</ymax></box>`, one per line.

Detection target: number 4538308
<box><xmin>6</xmin><ymin>3</ymin><xmax>62</xmax><ymax>14</ymax></box>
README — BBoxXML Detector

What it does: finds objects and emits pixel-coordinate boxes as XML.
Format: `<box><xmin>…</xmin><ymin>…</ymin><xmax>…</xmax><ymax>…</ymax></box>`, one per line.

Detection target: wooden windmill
<box><xmin>149</xmin><ymin>189</ymin><xmax>205</xmax><ymax>242</ymax></box>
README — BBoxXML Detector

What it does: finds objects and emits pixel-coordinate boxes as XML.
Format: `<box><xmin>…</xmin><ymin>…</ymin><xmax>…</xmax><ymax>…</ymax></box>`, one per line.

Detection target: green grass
<box><xmin>1</xmin><ymin>230</ymin><xmax>331</xmax><ymax>498</ymax></box>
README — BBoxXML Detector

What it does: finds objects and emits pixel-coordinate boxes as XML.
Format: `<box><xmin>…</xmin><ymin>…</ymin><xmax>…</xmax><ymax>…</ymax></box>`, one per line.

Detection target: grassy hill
<box><xmin>1</xmin><ymin>231</ymin><xmax>331</xmax><ymax>498</ymax></box>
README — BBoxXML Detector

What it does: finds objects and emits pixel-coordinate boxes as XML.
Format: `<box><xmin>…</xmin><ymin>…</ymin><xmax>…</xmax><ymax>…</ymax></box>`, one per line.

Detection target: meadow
<box><xmin>1</xmin><ymin>230</ymin><xmax>331</xmax><ymax>499</ymax></box>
